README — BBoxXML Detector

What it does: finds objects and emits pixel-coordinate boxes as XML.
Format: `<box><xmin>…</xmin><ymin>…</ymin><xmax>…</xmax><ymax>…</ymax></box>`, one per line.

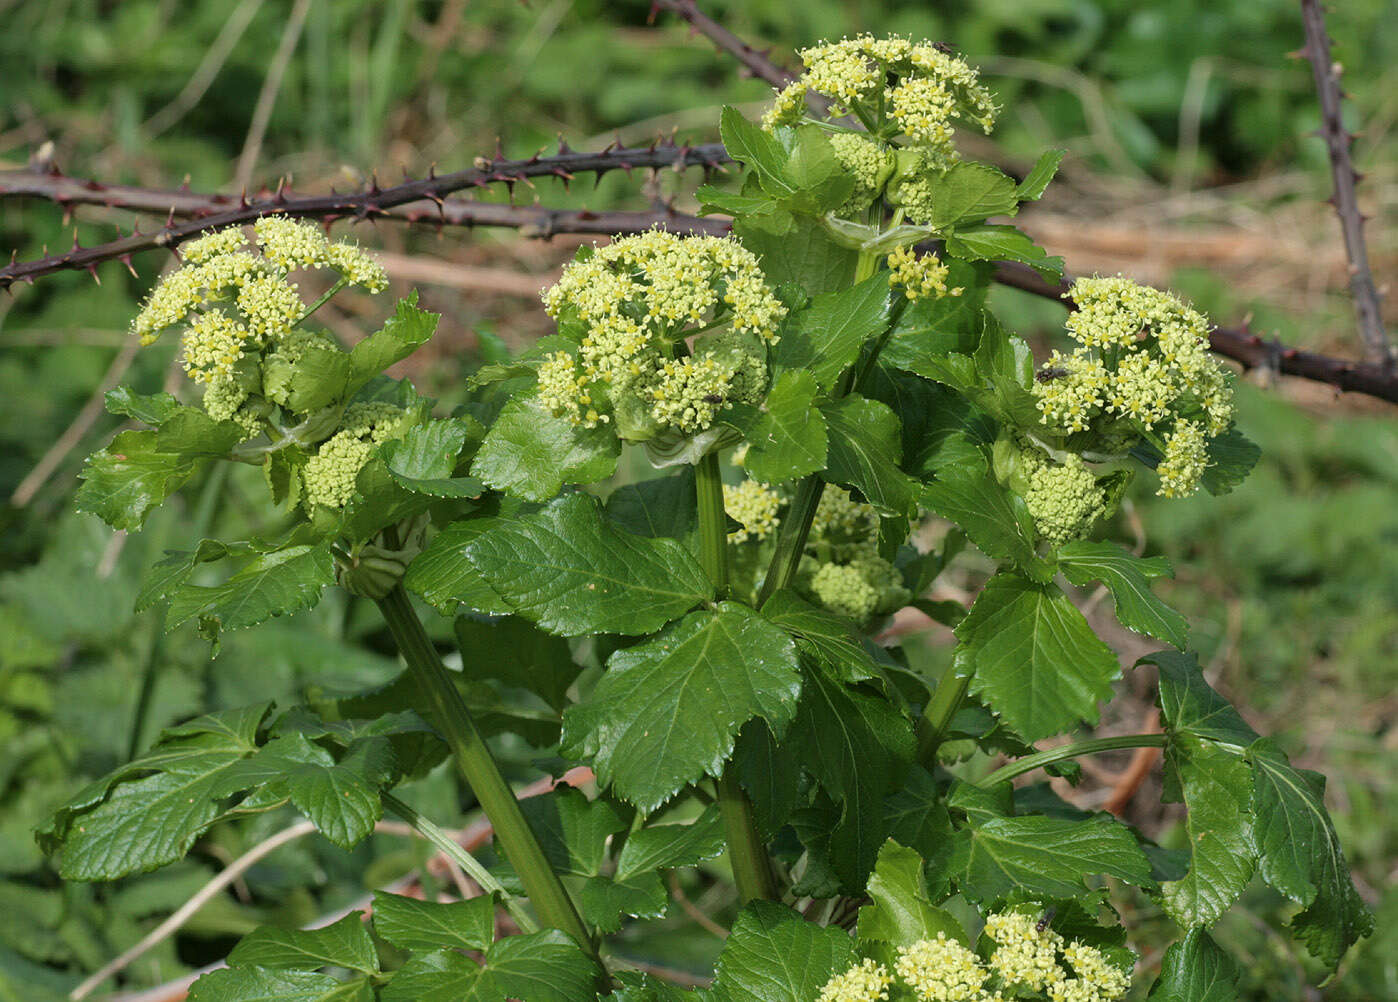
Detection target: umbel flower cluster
<box><xmin>818</xmin><ymin>911</ymin><xmax>1131</xmax><ymax>1002</ymax></box>
<box><xmin>1033</xmin><ymin>276</ymin><xmax>1234</xmax><ymax>499</ymax></box>
<box><xmin>724</xmin><ymin>481</ymin><xmax>909</xmax><ymax>622</ymax></box>
<box><xmin>130</xmin><ymin>219</ymin><xmax>409</xmax><ymax>512</ymax></box>
<box><xmin>536</xmin><ymin>230</ymin><xmax>785</xmax><ymax>439</ymax></box>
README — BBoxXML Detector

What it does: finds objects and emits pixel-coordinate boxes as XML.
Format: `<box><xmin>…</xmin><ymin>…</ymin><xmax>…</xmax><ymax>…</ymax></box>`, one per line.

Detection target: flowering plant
<box><xmin>44</xmin><ymin>34</ymin><xmax>1368</xmax><ymax>1001</ymax></box>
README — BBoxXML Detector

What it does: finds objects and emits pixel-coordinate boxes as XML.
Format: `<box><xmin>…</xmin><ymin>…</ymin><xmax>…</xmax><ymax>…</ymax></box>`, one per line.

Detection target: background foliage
<box><xmin>1</xmin><ymin>2</ymin><xmax>1394</xmax><ymax>999</ymax></box>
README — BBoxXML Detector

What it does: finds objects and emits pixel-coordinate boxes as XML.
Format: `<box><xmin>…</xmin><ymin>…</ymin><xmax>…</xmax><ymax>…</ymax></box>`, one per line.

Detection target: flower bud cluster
<box><xmin>1033</xmin><ymin>276</ymin><xmax>1235</xmax><ymax>498</ymax></box>
<box><xmin>762</xmin><ymin>35</ymin><xmax>998</xmax><ymax>169</ymax></box>
<box><xmin>1017</xmin><ymin>446</ymin><xmax>1107</xmax><ymax>546</ymax></box>
<box><xmin>804</xmin><ymin>488</ymin><xmax>909</xmax><ymax>622</ymax></box>
<box><xmin>537</xmin><ymin>230</ymin><xmax>785</xmax><ymax>437</ymax></box>
<box><xmin>815</xmin><ymin>909</ymin><xmax>1132</xmax><ymax>1002</ymax></box>
<box><xmin>130</xmin><ymin>219</ymin><xmax>388</xmax><ymax>438</ymax></box>
<box><xmin>829</xmin><ymin>133</ymin><xmax>897</xmax><ymax>215</ymax></box>
<box><xmin>301</xmin><ymin>403</ymin><xmax>411</xmax><ymax>511</ymax></box>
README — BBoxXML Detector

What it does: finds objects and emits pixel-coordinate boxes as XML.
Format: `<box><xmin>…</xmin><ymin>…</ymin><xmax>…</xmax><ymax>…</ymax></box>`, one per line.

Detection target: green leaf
<box><xmin>473</xmin><ymin>394</ymin><xmax>620</xmax><ymax>502</ymax></box>
<box><xmin>783</xmin><ymin>128</ymin><xmax>855</xmax><ymax>212</ymax></box>
<box><xmin>228</xmin><ymin>913</ymin><xmax>378</xmax><ymax>974</ymax></box>
<box><xmin>820</xmin><ymin>395</ymin><xmax>917</xmax><ymax>517</ymax></box>
<box><xmin>188</xmin><ymin>967</ymin><xmax>367</xmax><ymax>1002</ymax></box>
<box><xmin>696</xmin><ymin>185</ymin><xmax>783</xmax><ymax>219</ymax></box>
<box><xmin>562</xmin><ymin>603</ymin><xmax>800</xmax><ymax>813</ymax></box>
<box><xmin>714</xmin><ymin>901</ymin><xmax>857</xmax><ymax>1002</ymax></box>
<box><xmin>372</xmin><ymin>892</ymin><xmax>495</xmax><ymax>954</ymax></box>
<box><xmin>1201</xmin><ymin>427</ymin><xmax>1261</xmax><ymax>496</ymax></box>
<box><xmin>578</xmin><ymin>874</ymin><xmax>668</xmax><ymax>934</ymax></box>
<box><xmin>166</xmin><ymin>545</ymin><xmax>335</xmax><ymax>636</ymax></box>
<box><xmin>217</xmin><ymin>732</ymin><xmax>394</xmax><ymax>848</ymax></box>
<box><xmin>1146</xmin><ymin>929</ymin><xmax>1241</xmax><ymax>1002</ymax></box>
<box><xmin>772</xmin><ymin>274</ymin><xmax>891</xmax><ymax>392</ymax></box>
<box><xmin>1148</xmin><ymin>651</ymin><xmax>1260</xmax><ymax>748</ymax></box>
<box><xmin>379</xmin><ymin>420</ymin><xmax>482</xmax><ymax>498</ymax></box>
<box><xmin>615</xmin><ymin>807</ymin><xmax>727</xmax><ymax>880</ymax></box>
<box><xmin>1013</xmin><ymin>150</ymin><xmax>1066</xmax><ymax>202</ymax></box>
<box><xmin>105</xmin><ymin>386</ymin><xmax>182</xmax><ymax>425</ymax></box>
<box><xmin>921</xmin><ymin>460</ymin><xmax>1049</xmax><ymax>579</ymax></box>
<box><xmin>881</xmin><ymin>290</ymin><xmax>983</xmax><ymax>378</ymax></box>
<box><xmin>729</xmin><ymin>370</ymin><xmax>828</xmax><ymax>484</ymax></box>
<box><xmin>1057</xmin><ymin>541</ymin><xmax>1188</xmax><ymax>649</ymax></box>
<box><xmin>454</xmin><ymin>615</ymin><xmax>579</xmax><ymax>712</ymax></box>
<box><xmin>943</xmin><ymin>224</ymin><xmax>1064</xmax><ymax>280</ymax></box>
<box><xmin>957</xmin><ymin>573</ymin><xmax>1121</xmax><ymax>741</ymax></box>
<box><xmin>793</xmin><ymin>666</ymin><xmax>915</xmax><ymax>887</ymax></box>
<box><xmin>274</xmin><ymin>344</ymin><xmax>351</xmax><ymax>413</ymax></box>
<box><xmin>405</xmin><ymin>515</ymin><xmax>513</xmax><ymax>616</ymax></box>
<box><xmin>517</xmin><ymin>787</ymin><xmax>628</xmax><ymax>877</ymax></box>
<box><xmin>1159</xmin><ymin>735</ymin><xmax>1257</xmax><ymax>928</ymax></box>
<box><xmin>464</xmin><ymin>492</ymin><xmax>712</xmax><ymax>637</ymax></box>
<box><xmin>381</xmin><ymin>931</ymin><xmax>600</xmax><ymax>1002</ymax></box>
<box><xmin>347</xmin><ymin>292</ymin><xmax>439</xmax><ymax>392</ymax></box>
<box><xmin>857</xmin><ymin>841</ymin><xmax>966</xmax><ymax>949</ymax></box>
<box><xmin>1249</xmin><ymin>740</ymin><xmax>1373</xmax><ymax>968</ymax></box>
<box><xmin>950</xmin><ymin>809</ymin><xmax>1155</xmax><ymax>903</ymax></box>
<box><xmin>920</xmin><ymin>162</ymin><xmax>1019</xmax><ymax>229</ymax></box>
<box><xmin>735</xmin><ymin>215</ymin><xmax>857</xmax><ymax>295</ymax></box>
<box><xmin>719</xmin><ymin>106</ymin><xmax>795</xmax><ymax>198</ymax></box>
<box><xmin>759</xmin><ymin>589</ymin><xmax>880</xmax><ymax>683</ymax></box>
<box><xmin>75</xmin><ymin>429</ymin><xmax>202</xmax><ymax>531</ymax></box>
<box><xmin>605</xmin><ymin>469</ymin><xmax>697</xmax><ymax>540</ymax></box>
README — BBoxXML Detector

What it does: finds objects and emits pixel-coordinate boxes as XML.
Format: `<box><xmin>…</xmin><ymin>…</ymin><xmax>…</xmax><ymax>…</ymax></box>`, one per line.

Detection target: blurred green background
<box><xmin>1</xmin><ymin>2</ymin><xmax>1395</xmax><ymax>999</ymax></box>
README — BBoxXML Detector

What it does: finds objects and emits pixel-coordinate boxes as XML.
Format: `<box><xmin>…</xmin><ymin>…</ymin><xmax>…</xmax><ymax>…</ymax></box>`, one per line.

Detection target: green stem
<box><xmin>755</xmin><ymin>475</ymin><xmax>825</xmax><ymax>607</ymax></box>
<box><xmin>695</xmin><ymin>452</ymin><xmax>777</xmax><ymax>903</ymax></box>
<box><xmin>854</xmin><ymin>248</ymin><xmax>881</xmax><ymax>284</ymax></box>
<box><xmin>381</xmin><ymin>791</ymin><xmax>536</xmax><ymax>933</ymax></box>
<box><xmin>295</xmin><ymin>276</ymin><xmax>348</xmax><ymax>328</ymax></box>
<box><xmin>915</xmin><ymin>653</ymin><xmax>972</xmax><ymax>765</ymax></box>
<box><xmin>979</xmin><ymin>734</ymin><xmax>1169</xmax><ymax>788</ymax></box>
<box><xmin>374</xmin><ymin>586</ymin><xmax>596</xmax><ymax>956</ymax></box>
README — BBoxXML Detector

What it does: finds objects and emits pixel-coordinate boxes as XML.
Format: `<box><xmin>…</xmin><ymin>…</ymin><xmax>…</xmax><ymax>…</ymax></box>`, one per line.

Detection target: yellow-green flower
<box><xmin>895</xmin><ymin>933</ymin><xmax>989</xmax><ymax>1002</ymax></box>
<box><xmin>887</xmin><ymin>245</ymin><xmax>960</xmax><ymax>301</ymax></box>
<box><xmin>723</xmin><ymin>480</ymin><xmax>782</xmax><ymax>543</ymax></box>
<box><xmin>818</xmin><ymin>958</ymin><xmax>894</xmax><ymax>1002</ymax></box>
<box><xmin>984</xmin><ymin>911</ymin><xmax>1067</xmax><ymax>993</ymax></box>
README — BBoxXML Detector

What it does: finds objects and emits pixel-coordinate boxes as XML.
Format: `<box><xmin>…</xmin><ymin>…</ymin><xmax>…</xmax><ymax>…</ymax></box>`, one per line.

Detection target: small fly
<box><xmin>1036</xmin><ymin>907</ymin><xmax>1057</xmax><ymax>933</ymax></box>
<box><xmin>931</xmin><ymin>41</ymin><xmax>958</xmax><ymax>54</ymax></box>
<box><xmin>1035</xmin><ymin>366</ymin><xmax>1070</xmax><ymax>384</ymax></box>
<box><xmin>702</xmin><ymin>394</ymin><xmax>725</xmax><ymax>404</ymax></box>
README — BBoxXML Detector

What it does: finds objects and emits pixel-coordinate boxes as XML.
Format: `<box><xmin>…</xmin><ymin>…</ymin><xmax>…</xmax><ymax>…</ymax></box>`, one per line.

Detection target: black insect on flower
<box><xmin>1035</xmin><ymin>366</ymin><xmax>1070</xmax><ymax>383</ymax></box>
<box><xmin>1036</xmin><ymin>906</ymin><xmax>1057</xmax><ymax>933</ymax></box>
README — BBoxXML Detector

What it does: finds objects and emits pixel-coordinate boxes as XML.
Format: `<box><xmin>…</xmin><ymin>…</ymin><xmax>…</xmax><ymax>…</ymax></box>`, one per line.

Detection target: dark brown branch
<box><xmin>1298</xmin><ymin>0</ymin><xmax>1392</xmax><ymax>369</ymax></box>
<box><xmin>649</xmin><ymin>0</ymin><xmax>794</xmax><ymax>89</ymax></box>
<box><xmin>4</xmin><ymin>165</ymin><xmax>1395</xmax><ymax>406</ymax></box>
<box><xmin>0</xmin><ymin>141</ymin><xmax>728</xmax><ymax>289</ymax></box>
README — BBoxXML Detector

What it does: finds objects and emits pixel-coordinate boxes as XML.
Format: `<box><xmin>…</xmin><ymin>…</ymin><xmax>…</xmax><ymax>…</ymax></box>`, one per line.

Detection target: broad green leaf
<box><xmin>971</xmin><ymin>313</ymin><xmax>1041</xmax><ymax>427</ymax></box>
<box><xmin>794</xmin><ymin>665</ymin><xmax>915</xmax><ymax>887</ymax></box>
<box><xmin>270</xmin><ymin>344</ymin><xmax>351</xmax><ymax>413</ymax></box>
<box><xmin>714</xmin><ymin>901</ymin><xmax>857</xmax><ymax>1002</ymax></box>
<box><xmin>1148</xmin><ymin>651</ymin><xmax>1259</xmax><ymax>748</ymax></box>
<box><xmin>1159</xmin><ymin>735</ymin><xmax>1257</xmax><ymax>928</ymax></box>
<box><xmin>1058</xmin><ymin>541</ymin><xmax>1188</xmax><ymax>649</ymax></box>
<box><xmin>347</xmin><ymin>292</ymin><xmax>439</xmax><ymax>392</ymax></box>
<box><xmin>920</xmin><ymin>162</ymin><xmax>1019</xmax><ymax>229</ymax></box>
<box><xmin>166</xmin><ymin>545</ymin><xmax>335</xmax><ymax>635</ymax></box>
<box><xmin>696</xmin><ymin>185</ymin><xmax>784</xmax><ymax>219</ymax></box>
<box><xmin>943</xmin><ymin>224</ymin><xmax>1064</xmax><ymax>280</ymax></box>
<box><xmin>517</xmin><ymin>787</ymin><xmax>628</xmax><ymax>877</ymax></box>
<box><xmin>820</xmin><ymin>395</ymin><xmax>917</xmax><ymax>517</ymax></box>
<box><xmin>464</xmin><ymin>492</ymin><xmax>712</xmax><ymax>636</ymax></box>
<box><xmin>719</xmin><ymin>106</ymin><xmax>795</xmax><ymax>198</ymax></box>
<box><xmin>605</xmin><ymin>469</ymin><xmax>697</xmax><ymax>540</ymax></box>
<box><xmin>730</xmin><ymin>370</ymin><xmax>828</xmax><ymax>484</ymax></box>
<box><xmin>957</xmin><ymin>573</ymin><xmax>1121</xmax><ymax>740</ymax></box>
<box><xmin>562</xmin><ymin>603</ymin><xmax>800</xmax><ymax>812</ymax></box>
<box><xmin>772</xmin><ymin>274</ymin><xmax>891</xmax><ymax>392</ymax></box>
<box><xmin>380</xmin><ymin>931</ymin><xmax>600</xmax><ymax>1002</ymax></box>
<box><xmin>857</xmin><ymin>841</ymin><xmax>965</xmax><ymax>949</ymax></box>
<box><xmin>736</xmin><ymin>215</ymin><xmax>858</xmax><ymax>296</ymax></box>
<box><xmin>75</xmin><ymin>429</ymin><xmax>202</xmax><ymax>531</ymax></box>
<box><xmin>379</xmin><ymin>419</ymin><xmax>482</xmax><ymax>498</ymax></box>
<box><xmin>1013</xmin><ymin>149</ymin><xmax>1066</xmax><ymax>202</ymax></box>
<box><xmin>228</xmin><ymin>913</ymin><xmax>378</xmax><ymax>974</ymax></box>
<box><xmin>105</xmin><ymin>386</ymin><xmax>182</xmax><ymax>425</ymax></box>
<box><xmin>372</xmin><ymin>892</ymin><xmax>494</xmax><ymax>953</ymax></box>
<box><xmin>1249</xmin><ymin>740</ymin><xmax>1373</xmax><ymax>968</ymax></box>
<box><xmin>1201</xmin><ymin>427</ymin><xmax>1260</xmax><ymax>496</ymax></box>
<box><xmin>782</xmin><ymin>127</ymin><xmax>855</xmax><ymax>212</ymax></box>
<box><xmin>734</xmin><ymin>719</ymin><xmax>805</xmax><ymax>839</ymax></box>
<box><xmin>921</xmin><ymin>460</ymin><xmax>1049</xmax><ymax>580</ymax></box>
<box><xmin>884</xmin><ymin>769</ymin><xmax>957</xmax><ymax>899</ymax></box>
<box><xmin>188</xmin><ymin>967</ymin><xmax>366</xmax><ymax>1002</ymax></box>
<box><xmin>1146</xmin><ymin>929</ymin><xmax>1241</xmax><ymax>1002</ymax></box>
<box><xmin>216</xmin><ymin>732</ymin><xmax>394</xmax><ymax>848</ymax></box>
<box><xmin>136</xmin><ymin>538</ymin><xmax>237</xmax><ymax>612</ymax></box>
<box><xmin>880</xmin><ymin>292</ymin><xmax>983</xmax><ymax>377</ymax></box>
<box><xmin>472</xmin><ymin>394</ymin><xmax>620</xmax><ymax>502</ymax></box>
<box><xmin>578</xmin><ymin>873</ymin><xmax>669</xmax><ymax>933</ymax></box>
<box><xmin>759</xmin><ymin>590</ymin><xmax>880</xmax><ymax>683</ymax></box>
<box><xmin>405</xmin><ymin>516</ymin><xmax>512</xmax><ymax>616</ymax></box>
<box><xmin>950</xmin><ymin>811</ymin><xmax>1155</xmax><ymax>903</ymax></box>
<box><xmin>615</xmin><ymin>807</ymin><xmax>727</xmax><ymax>880</ymax></box>
<box><xmin>454</xmin><ymin>615</ymin><xmax>579</xmax><ymax>711</ymax></box>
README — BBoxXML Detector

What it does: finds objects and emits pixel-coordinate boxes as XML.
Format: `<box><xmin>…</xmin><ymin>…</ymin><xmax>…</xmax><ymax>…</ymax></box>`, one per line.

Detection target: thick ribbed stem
<box><xmin>916</xmin><ymin>654</ymin><xmax>973</xmax><ymax>765</ymax></box>
<box><xmin>696</xmin><ymin>452</ymin><xmax>777</xmax><ymax>902</ymax></box>
<box><xmin>374</xmin><ymin>586</ymin><xmax>595</xmax><ymax>956</ymax></box>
